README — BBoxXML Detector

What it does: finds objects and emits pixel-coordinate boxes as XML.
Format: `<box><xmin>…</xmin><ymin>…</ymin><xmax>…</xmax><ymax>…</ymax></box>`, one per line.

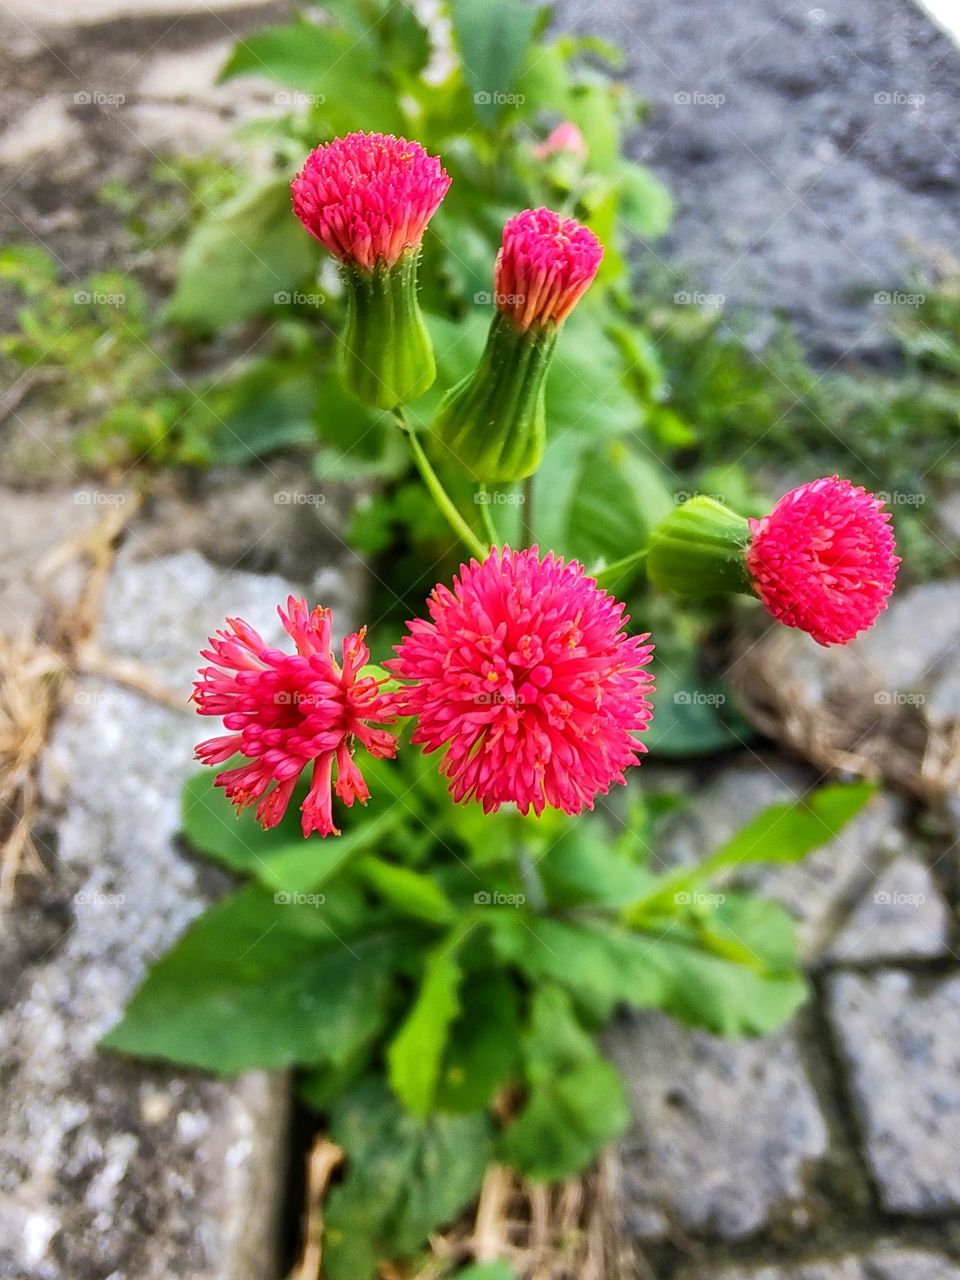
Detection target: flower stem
<box><xmin>521</xmin><ymin>474</ymin><xmax>534</xmax><ymax>547</ymax></box>
<box><xmin>394</xmin><ymin>410</ymin><xmax>487</xmax><ymax>561</ymax></box>
<box><xmin>477</xmin><ymin>485</ymin><xmax>500</xmax><ymax>548</ymax></box>
<box><xmin>594</xmin><ymin>546</ymin><xmax>648</xmax><ymax>591</ymax></box>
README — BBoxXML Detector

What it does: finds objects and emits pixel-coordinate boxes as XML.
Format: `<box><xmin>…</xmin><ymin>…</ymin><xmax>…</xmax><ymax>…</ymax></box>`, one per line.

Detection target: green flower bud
<box><xmin>647</xmin><ymin>496</ymin><xmax>753</xmax><ymax>596</ymax></box>
<box><xmin>339</xmin><ymin>251</ymin><xmax>435</xmax><ymax>410</ymax></box>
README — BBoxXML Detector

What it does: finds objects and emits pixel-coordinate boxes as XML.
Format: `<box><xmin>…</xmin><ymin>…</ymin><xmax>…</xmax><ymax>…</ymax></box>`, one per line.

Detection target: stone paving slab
<box><xmin>0</xmin><ymin>545</ymin><xmax>305</xmax><ymax>1280</ymax></box>
<box><xmin>656</xmin><ymin>763</ymin><xmax>904</xmax><ymax>961</ymax></box>
<box><xmin>827</xmin><ymin>970</ymin><xmax>960</xmax><ymax>1215</ymax></box>
<box><xmin>826</xmin><ymin>855</ymin><xmax>952</xmax><ymax>964</ymax></box>
<box><xmin>676</xmin><ymin>1246</ymin><xmax>960</xmax><ymax>1279</ymax></box>
<box><xmin>607</xmin><ymin>1012</ymin><xmax>828</xmax><ymax>1242</ymax></box>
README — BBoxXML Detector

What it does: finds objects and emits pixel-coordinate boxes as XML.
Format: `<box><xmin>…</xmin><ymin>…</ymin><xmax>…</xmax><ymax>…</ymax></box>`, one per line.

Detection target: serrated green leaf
<box><xmin>324</xmin><ymin>1078</ymin><xmax>492</xmax><ymax>1280</ymax></box>
<box><xmin>501</xmin><ymin>985</ymin><xmax>628</xmax><ymax>1180</ymax></box>
<box><xmin>103</xmin><ymin>886</ymin><xmax>406</xmax><ymax>1073</ymax></box>
<box><xmin>490</xmin><ymin>915</ymin><xmax>807</xmax><ymax>1035</ymax></box>
<box><xmin>166</xmin><ymin>180</ymin><xmax>315</xmax><ymax>328</ymax></box>
<box><xmin>219</xmin><ymin>19</ymin><xmax>402</xmax><ymax>132</ymax></box>
<box><xmin>436</xmin><ymin>972</ymin><xmax>520</xmax><ymax>1111</ymax></box>
<box><xmin>180</xmin><ymin>771</ymin><xmax>402</xmax><ymax>894</ymax></box>
<box><xmin>357</xmin><ymin>856</ymin><xmax>457</xmax><ymax>926</ymax></box>
<box><xmin>450</xmin><ymin>0</ymin><xmax>545</xmax><ymax>128</ymax></box>
<box><xmin>631</xmin><ymin>781</ymin><xmax>878</xmax><ymax>908</ymax></box>
<box><xmin>388</xmin><ymin>944</ymin><xmax>463</xmax><ymax>1116</ymax></box>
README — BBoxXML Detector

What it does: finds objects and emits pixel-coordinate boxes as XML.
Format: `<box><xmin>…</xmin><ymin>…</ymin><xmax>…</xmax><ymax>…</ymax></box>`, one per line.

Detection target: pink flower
<box><xmin>494</xmin><ymin>208</ymin><xmax>603</xmax><ymax>331</ymax></box>
<box><xmin>386</xmin><ymin>547</ymin><xmax>655</xmax><ymax>816</ymax></box>
<box><xmin>291</xmin><ymin>131</ymin><xmax>450</xmax><ymax>272</ymax></box>
<box><xmin>534</xmin><ymin>122</ymin><xmax>588</xmax><ymax>162</ymax></box>
<box><xmin>746</xmin><ymin>476</ymin><xmax>899</xmax><ymax>646</ymax></box>
<box><xmin>193</xmin><ymin>598</ymin><xmax>397</xmax><ymax>837</ymax></box>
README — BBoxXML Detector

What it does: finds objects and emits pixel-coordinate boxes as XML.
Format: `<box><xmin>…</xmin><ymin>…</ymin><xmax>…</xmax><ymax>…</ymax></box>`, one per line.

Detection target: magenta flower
<box><xmin>193</xmin><ymin>598</ymin><xmax>397</xmax><ymax>837</ymax></box>
<box><xmin>746</xmin><ymin>476</ymin><xmax>900</xmax><ymax>646</ymax></box>
<box><xmin>291</xmin><ymin>131</ymin><xmax>450</xmax><ymax>272</ymax></box>
<box><xmin>534</xmin><ymin>121</ymin><xmax>588</xmax><ymax>162</ymax></box>
<box><xmin>494</xmin><ymin>207</ymin><xmax>603</xmax><ymax>332</ymax></box>
<box><xmin>387</xmin><ymin>547</ymin><xmax>655</xmax><ymax>816</ymax></box>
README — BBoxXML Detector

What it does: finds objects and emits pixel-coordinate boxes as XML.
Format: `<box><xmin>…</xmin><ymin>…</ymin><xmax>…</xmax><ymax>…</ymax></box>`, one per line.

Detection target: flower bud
<box><xmin>291</xmin><ymin>131</ymin><xmax>450</xmax><ymax>409</ymax></box>
<box><xmin>648</xmin><ymin>479</ymin><xmax>899</xmax><ymax>647</ymax></box>
<box><xmin>433</xmin><ymin>209</ymin><xmax>602</xmax><ymax>482</ymax></box>
<box><xmin>647</xmin><ymin>496</ymin><xmax>752</xmax><ymax>596</ymax></box>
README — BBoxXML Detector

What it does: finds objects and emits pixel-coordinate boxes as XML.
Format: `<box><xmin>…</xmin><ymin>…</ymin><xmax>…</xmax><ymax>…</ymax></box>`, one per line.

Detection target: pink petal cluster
<box><xmin>386</xmin><ymin>547</ymin><xmax>655</xmax><ymax>816</ymax></box>
<box><xmin>534</xmin><ymin>121</ymin><xmax>588</xmax><ymax>162</ymax></box>
<box><xmin>746</xmin><ymin>476</ymin><xmax>899</xmax><ymax>646</ymax></box>
<box><xmin>291</xmin><ymin>131</ymin><xmax>451</xmax><ymax>271</ymax></box>
<box><xmin>494</xmin><ymin>208</ymin><xmax>603</xmax><ymax>331</ymax></box>
<box><xmin>194</xmin><ymin>599</ymin><xmax>397</xmax><ymax>836</ymax></box>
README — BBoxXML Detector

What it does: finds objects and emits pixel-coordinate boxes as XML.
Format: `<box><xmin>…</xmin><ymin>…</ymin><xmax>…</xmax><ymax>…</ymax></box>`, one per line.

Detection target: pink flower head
<box><xmin>534</xmin><ymin>122</ymin><xmax>588</xmax><ymax>162</ymax></box>
<box><xmin>386</xmin><ymin>547</ymin><xmax>654</xmax><ymax>816</ymax></box>
<box><xmin>193</xmin><ymin>598</ymin><xmax>397</xmax><ymax>837</ymax></box>
<box><xmin>494</xmin><ymin>208</ymin><xmax>603</xmax><ymax>332</ymax></box>
<box><xmin>746</xmin><ymin>476</ymin><xmax>899</xmax><ymax>646</ymax></box>
<box><xmin>291</xmin><ymin>131</ymin><xmax>451</xmax><ymax>271</ymax></box>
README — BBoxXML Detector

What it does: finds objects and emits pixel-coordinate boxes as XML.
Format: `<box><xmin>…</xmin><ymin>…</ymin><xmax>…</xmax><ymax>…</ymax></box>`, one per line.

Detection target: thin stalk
<box><xmin>394</xmin><ymin>410</ymin><xmax>487</xmax><ymax>561</ymax></box>
<box><xmin>521</xmin><ymin>474</ymin><xmax>534</xmax><ymax>547</ymax></box>
<box><xmin>594</xmin><ymin>546</ymin><xmax>648</xmax><ymax>591</ymax></box>
<box><xmin>477</xmin><ymin>484</ymin><xmax>500</xmax><ymax>549</ymax></box>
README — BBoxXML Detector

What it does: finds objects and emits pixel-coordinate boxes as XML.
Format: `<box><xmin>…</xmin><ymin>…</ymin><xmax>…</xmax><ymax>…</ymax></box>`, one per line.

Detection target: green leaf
<box><xmin>356</xmin><ymin>856</ymin><xmax>457</xmax><ymax>926</ymax></box>
<box><xmin>633</xmin><ymin>781</ymin><xmax>878</xmax><ymax>908</ymax></box>
<box><xmin>616</xmin><ymin>163</ymin><xmax>674</xmax><ymax>239</ymax></box>
<box><xmin>180</xmin><ymin>771</ymin><xmax>401</xmax><ymax>894</ymax></box>
<box><xmin>455</xmin><ymin>1265</ymin><xmax>518</xmax><ymax>1280</ymax></box>
<box><xmin>166</xmin><ymin>180</ymin><xmax>315</xmax><ymax>328</ymax></box>
<box><xmin>644</xmin><ymin>651</ymin><xmax>747</xmax><ymax>758</ymax></box>
<box><xmin>219</xmin><ymin>18</ymin><xmax>402</xmax><ymax>132</ymax></box>
<box><xmin>501</xmin><ymin>986</ymin><xmax>629</xmax><ymax>1181</ymax></box>
<box><xmin>436</xmin><ymin>972</ymin><xmax>521</xmax><ymax>1111</ymax></box>
<box><xmin>324</xmin><ymin>1078</ymin><xmax>492</xmax><ymax>1280</ymax></box>
<box><xmin>450</xmin><ymin>0</ymin><xmax>545</xmax><ymax>127</ymax></box>
<box><xmin>103</xmin><ymin>886</ymin><xmax>405</xmax><ymax>1073</ymax></box>
<box><xmin>388</xmin><ymin>944</ymin><xmax>463</xmax><ymax>1116</ymax></box>
<box><xmin>538</xmin><ymin>822</ymin><xmax>656</xmax><ymax>908</ymax></box>
<box><xmin>502</xmin><ymin>1058</ymin><xmax>628</xmax><ymax>1180</ymax></box>
<box><xmin>706</xmin><ymin>781</ymin><xmax>877</xmax><ymax>874</ymax></box>
<box><xmin>490</xmin><ymin>916</ymin><xmax>807</xmax><ymax>1035</ymax></box>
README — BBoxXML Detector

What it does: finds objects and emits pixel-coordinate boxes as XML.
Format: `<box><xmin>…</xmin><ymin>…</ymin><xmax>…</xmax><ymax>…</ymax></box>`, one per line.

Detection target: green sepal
<box><xmin>339</xmin><ymin>250</ymin><xmax>435</xmax><ymax>410</ymax></box>
<box><xmin>432</xmin><ymin>311</ymin><xmax>558</xmax><ymax>482</ymax></box>
<box><xmin>646</xmin><ymin>495</ymin><xmax>753</xmax><ymax>596</ymax></box>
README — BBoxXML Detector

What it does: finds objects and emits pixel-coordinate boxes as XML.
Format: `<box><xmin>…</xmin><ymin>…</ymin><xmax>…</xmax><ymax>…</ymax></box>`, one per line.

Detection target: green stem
<box><xmin>477</xmin><ymin>484</ymin><xmax>501</xmax><ymax>548</ymax></box>
<box><xmin>521</xmin><ymin>474</ymin><xmax>534</xmax><ymax>547</ymax></box>
<box><xmin>594</xmin><ymin>546</ymin><xmax>648</xmax><ymax>591</ymax></box>
<box><xmin>395</xmin><ymin>411</ymin><xmax>487</xmax><ymax>561</ymax></box>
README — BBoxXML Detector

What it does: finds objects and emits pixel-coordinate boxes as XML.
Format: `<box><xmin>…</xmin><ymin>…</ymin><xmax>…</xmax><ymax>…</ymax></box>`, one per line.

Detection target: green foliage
<box><xmin>106</xmin><ymin>761</ymin><xmax>874</xmax><ymax>1272</ymax></box>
